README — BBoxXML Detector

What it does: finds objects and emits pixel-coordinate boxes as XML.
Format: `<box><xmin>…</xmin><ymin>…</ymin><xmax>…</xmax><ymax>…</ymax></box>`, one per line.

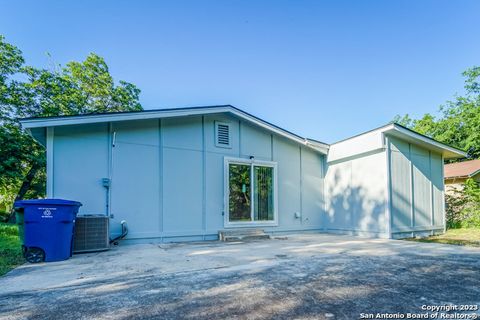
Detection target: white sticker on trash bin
<box><xmin>39</xmin><ymin>207</ymin><xmax>56</xmax><ymax>218</ymax></box>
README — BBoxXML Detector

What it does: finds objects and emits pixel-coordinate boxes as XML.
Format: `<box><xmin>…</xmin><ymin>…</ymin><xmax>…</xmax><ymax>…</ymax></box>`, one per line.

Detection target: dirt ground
<box><xmin>0</xmin><ymin>233</ymin><xmax>479</xmax><ymax>320</ymax></box>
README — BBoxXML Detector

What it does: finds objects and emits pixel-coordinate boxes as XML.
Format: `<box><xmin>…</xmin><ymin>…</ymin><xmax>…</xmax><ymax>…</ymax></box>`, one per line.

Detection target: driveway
<box><xmin>0</xmin><ymin>234</ymin><xmax>479</xmax><ymax>320</ymax></box>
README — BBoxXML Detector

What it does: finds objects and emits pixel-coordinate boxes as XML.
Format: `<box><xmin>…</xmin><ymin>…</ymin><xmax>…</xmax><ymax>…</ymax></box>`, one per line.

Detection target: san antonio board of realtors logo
<box><xmin>40</xmin><ymin>207</ymin><xmax>56</xmax><ymax>218</ymax></box>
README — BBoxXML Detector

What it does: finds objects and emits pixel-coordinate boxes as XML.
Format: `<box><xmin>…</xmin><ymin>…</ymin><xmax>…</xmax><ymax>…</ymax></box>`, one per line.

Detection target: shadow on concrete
<box><xmin>1</xmin><ymin>242</ymin><xmax>479</xmax><ymax>320</ymax></box>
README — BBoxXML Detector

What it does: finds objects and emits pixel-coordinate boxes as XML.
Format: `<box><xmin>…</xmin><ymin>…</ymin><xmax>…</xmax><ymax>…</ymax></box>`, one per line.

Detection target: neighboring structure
<box><xmin>20</xmin><ymin>105</ymin><xmax>466</xmax><ymax>241</ymax></box>
<box><xmin>444</xmin><ymin>159</ymin><xmax>480</xmax><ymax>193</ymax></box>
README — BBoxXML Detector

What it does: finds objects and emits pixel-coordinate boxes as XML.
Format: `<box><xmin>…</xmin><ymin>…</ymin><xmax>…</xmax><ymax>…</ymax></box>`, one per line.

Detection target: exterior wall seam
<box><xmin>299</xmin><ymin>146</ymin><xmax>303</xmax><ymax>225</ymax></box>
<box><xmin>351</xmin><ymin>159</ymin><xmax>354</xmax><ymax>229</ymax></box>
<box><xmin>202</xmin><ymin>116</ymin><xmax>207</xmax><ymax>238</ymax></box>
<box><xmin>429</xmin><ymin>151</ymin><xmax>434</xmax><ymax>228</ymax></box>
<box><xmin>322</xmin><ymin>155</ymin><xmax>326</xmax><ymax>231</ymax></box>
<box><xmin>409</xmin><ymin>143</ymin><xmax>415</xmax><ymax>228</ymax></box>
<box><xmin>159</xmin><ymin>119</ymin><xmax>164</xmax><ymax>233</ymax></box>
<box><xmin>270</xmin><ymin>134</ymin><xmax>274</xmax><ymax>161</ymax></box>
<box><xmin>441</xmin><ymin>154</ymin><xmax>446</xmax><ymax>232</ymax></box>
<box><xmin>238</xmin><ymin>119</ymin><xmax>241</xmax><ymax>157</ymax></box>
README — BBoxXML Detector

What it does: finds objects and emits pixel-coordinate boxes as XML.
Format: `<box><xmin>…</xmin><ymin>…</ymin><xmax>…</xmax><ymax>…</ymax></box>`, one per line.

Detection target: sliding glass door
<box><xmin>226</xmin><ymin>158</ymin><xmax>277</xmax><ymax>225</ymax></box>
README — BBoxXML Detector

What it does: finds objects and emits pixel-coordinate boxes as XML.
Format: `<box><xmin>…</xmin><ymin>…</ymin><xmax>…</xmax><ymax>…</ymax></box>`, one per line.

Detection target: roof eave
<box><xmin>19</xmin><ymin>106</ymin><xmax>233</xmax><ymax>129</ymax></box>
<box><xmin>445</xmin><ymin>175</ymin><xmax>469</xmax><ymax>179</ymax></box>
<box><xmin>383</xmin><ymin>124</ymin><xmax>467</xmax><ymax>159</ymax></box>
<box><xmin>19</xmin><ymin>105</ymin><xmax>329</xmax><ymax>155</ymax></box>
<box><xmin>469</xmin><ymin>169</ymin><xmax>480</xmax><ymax>178</ymax></box>
<box><xmin>305</xmin><ymin>139</ymin><xmax>330</xmax><ymax>154</ymax></box>
<box><xmin>445</xmin><ymin>170</ymin><xmax>480</xmax><ymax>179</ymax></box>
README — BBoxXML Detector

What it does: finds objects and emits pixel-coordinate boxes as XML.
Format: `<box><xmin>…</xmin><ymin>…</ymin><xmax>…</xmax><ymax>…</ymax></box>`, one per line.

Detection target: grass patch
<box><xmin>405</xmin><ymin>228</ymin><xmax>480</xmax><ymax>247</ymax></box>
<box><xmin>0</xmin><ymin>223</ymin><xmax>24</xmax><ymax>276</ymax></box>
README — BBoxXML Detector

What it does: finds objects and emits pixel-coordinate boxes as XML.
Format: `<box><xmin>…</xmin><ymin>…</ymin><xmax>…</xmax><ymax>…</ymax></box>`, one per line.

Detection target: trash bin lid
<box><xmin>15</xmin><ymin>199</ymin><xmax>82</xmax><ymax>207</ymax></box>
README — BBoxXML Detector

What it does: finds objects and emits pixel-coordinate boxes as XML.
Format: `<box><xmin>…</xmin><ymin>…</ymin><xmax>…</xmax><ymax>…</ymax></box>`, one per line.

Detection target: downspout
<box><xmin>441</xmin><ymin>154</ymin><xmax>446</xmax><ymax>233</ymax></box>
<box><xmin>322</xmin><ymin>155</ymin><xmax>328</xmax><ymax>232</ymax></box>
<box><xmin>105</xmin><ymin>126</ymin><xmax>128</xmax><ymax>244</ymax></box>
<box><xmin>109</xmin><ymin>129</ymin><xmax>116</xmax><ymax>218</ymax></box>
<box><xmin>104</xmin><ymin>123</ymin><xmax>115</xmax><ymax>218</ymax></box>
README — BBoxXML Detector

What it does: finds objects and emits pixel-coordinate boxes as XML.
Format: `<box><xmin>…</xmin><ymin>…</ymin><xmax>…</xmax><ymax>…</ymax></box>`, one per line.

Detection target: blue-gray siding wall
<box><xmin>51</xmin><ymin>114</ymin><xmax>326</xmax><ymax>241</ymax></box>
<box><xmin>389</xmin><ymin>136</ymin><xmax>445</xmax><ymax>237</ymax></box>
<box><xmin>53</xmin><ymin>124</ymin><xmax>109</xmax><ymax>215</ymax></box>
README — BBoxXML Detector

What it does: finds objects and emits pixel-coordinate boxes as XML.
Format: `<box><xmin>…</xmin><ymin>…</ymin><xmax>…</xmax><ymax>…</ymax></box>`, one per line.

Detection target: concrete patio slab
<box><xmin>0</xmin><ymin>234</ymin><xmax>479</xmax><ymax>320</ymax></box>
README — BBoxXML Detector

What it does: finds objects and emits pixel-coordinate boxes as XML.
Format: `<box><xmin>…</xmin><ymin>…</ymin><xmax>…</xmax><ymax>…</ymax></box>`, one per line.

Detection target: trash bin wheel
<box><xmin>25</xmin><ymin>247</ymin><xmax>45</xmax><ymax>263</ymax></box>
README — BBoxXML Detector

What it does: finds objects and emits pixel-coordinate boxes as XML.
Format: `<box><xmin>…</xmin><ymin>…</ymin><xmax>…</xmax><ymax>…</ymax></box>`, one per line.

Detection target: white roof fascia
<box><xmin>329</xmin><ymin>123</ymin><xmax>466</xmax><ymax>162</ymax></box>
<box><xmin>20</xmin><ymin>106</ymin><xmax>232</xmax><ymax>129</ymax></box>
<box><xmin>305</xmin><ymin>139</ymin><xmax>331</xmax><ymax>154</ymax></box>
<box><xmin>382</xmin><ymin>124</ymin><xmax>466</xmax><ymax>159</ymax></box>
<box><xmin>19</xmin><ymin>106</ymin><xmax>329</xmax><ymax>155</ymax></box>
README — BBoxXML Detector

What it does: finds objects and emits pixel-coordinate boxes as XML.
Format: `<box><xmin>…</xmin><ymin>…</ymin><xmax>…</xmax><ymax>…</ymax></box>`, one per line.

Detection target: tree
<box><xmin>395</xmin><ymin>67</ymin><xmax>480</xmax><ymax>229</ymax></box>
<box><xmin>394</xmin><ymin>66</ymin><xmax>480</xmax><ymax>159</ymax></box>
<box><xmin>0</xmin><ymin>35</ymin><xmax>143</xmax><ymax>217</ymax></box>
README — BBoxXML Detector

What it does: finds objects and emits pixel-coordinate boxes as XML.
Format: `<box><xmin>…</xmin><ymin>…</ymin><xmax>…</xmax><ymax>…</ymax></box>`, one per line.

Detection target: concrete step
<box><xmin>219</xmin><ymin>229</ymin><xmax>270</xmax><ymax>242</ymax></box>
<box><xmin>222</xmin><ymin>234</ymin><xmax>271</xmax><ymax>242</ymax></box>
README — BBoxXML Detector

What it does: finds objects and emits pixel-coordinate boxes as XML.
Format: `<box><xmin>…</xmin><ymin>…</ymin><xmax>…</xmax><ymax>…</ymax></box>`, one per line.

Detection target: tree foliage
<box><xmin>0</xmin><ymin>35</ymin><xmax>142</xmax><ymax>215</ymax></box>
<box><xmin>394</xmin><ymin>67</ymin><xmax>480</xmax><ymax>159</ymax></box>
<box><xmin>395</xmin><ymin>66</ymin><xmax>480</xmax><ymax>229</ymax></box>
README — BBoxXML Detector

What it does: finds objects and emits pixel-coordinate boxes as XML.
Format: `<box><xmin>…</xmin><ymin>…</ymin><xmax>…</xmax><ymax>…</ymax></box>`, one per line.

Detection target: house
<box><xmin>20</xmin><ymin>105</ymin><xmax>466</xmax><ymax>241</ymax></box>
<box><xmin>444</xmin><ymin>159</ymin><xmax>480</xmax><ymax>193</ymax></box>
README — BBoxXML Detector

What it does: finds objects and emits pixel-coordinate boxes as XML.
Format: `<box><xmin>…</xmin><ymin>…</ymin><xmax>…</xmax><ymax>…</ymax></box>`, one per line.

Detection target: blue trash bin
<box><xmin>14</xmin><ymin>199</ymin><xmax>82</xmax><ymax>263</ymax></box>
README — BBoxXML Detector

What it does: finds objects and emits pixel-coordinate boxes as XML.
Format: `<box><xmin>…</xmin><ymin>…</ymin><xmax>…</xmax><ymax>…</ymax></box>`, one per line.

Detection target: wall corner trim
<box><xmin>46</xmin><ymin>127</ymin><xmax>54</xmax><ymax>198</ymax></box>
<box><xmin>384</xmin><ymin>136</ymin><xmax>393</xmax><ymax>238</ymax></box>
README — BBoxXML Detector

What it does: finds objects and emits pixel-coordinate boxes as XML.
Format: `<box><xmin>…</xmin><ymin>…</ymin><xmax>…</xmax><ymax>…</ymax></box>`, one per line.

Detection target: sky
<box><xmin>1</xmin><ymin>0</ymin><xmax>479</xmax><ymax>143</ymax></box>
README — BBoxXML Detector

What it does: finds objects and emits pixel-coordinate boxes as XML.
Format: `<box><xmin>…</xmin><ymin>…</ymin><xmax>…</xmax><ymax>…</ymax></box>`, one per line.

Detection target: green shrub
<box><xmin>0</xmin><ymin>222</ymin><xmax>18</xmax><ymax>237</ymax></box>
<box><xmin>446</xmin><ymin>178</ymin><xmax>480</xmax><ymax>228</ymax></box>
<box><xmin>0</xmin><ymin>223</ymin><xmax>23</xmax><ymax>276</ymax></box>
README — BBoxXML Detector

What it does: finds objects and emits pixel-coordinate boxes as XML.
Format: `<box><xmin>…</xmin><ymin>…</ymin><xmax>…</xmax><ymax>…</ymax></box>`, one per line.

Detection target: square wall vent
<box><xmin>215</xmin><ymin>121</ymin><xmax>231</xmax><ymax>148</ymax></box>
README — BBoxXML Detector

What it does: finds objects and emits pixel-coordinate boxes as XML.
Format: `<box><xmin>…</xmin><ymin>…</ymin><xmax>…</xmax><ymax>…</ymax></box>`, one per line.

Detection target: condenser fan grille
<box><xmin>74</xmin><ymin>215</ymin><xmax>110</xmax><ymax>253</ymax></box>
